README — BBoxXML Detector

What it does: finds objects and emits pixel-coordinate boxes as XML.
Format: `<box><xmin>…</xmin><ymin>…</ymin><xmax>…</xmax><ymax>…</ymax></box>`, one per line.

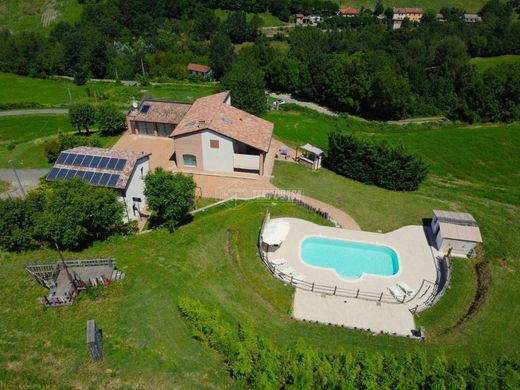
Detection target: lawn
<box><xmin>214</xmin><ymin>8</ymin><xmax>287</xmax><ymax>27</ymax></box>
<box><xmin>470</xmin><ymin>55</ymin><xmax>520</xmax><ymax>72</ymax></box>
<box><xmin>0</xmin><ymin>115</ymin><xmax>120</xmax><ymax>168</ymax></box>
<box><xmin>336</xmin><ymin>0</ymin><xmax>488</xmax><ymax>12</ymax></box>
<box><xmin>0</xmin><ymin>72</ymin><xmax>217</xmax><ymax>109</ymax></box>
<box><xmin>269</xmin><ymin>105</ymin><xmax>520</xmax><ymax>358</ymax></box>
<box><xmin>0</xmin><ymin>0</ymin><xmax>83</xmax><ymax>34</ymax></box>
<box><xmin>0</xmin><ymin>179</ymin><xmax>10</xmax><ymax>192</ymax></box>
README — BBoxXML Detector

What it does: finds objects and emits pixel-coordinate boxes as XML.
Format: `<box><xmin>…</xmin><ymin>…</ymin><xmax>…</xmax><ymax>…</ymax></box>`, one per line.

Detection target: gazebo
<box><xmin>295</xmin><ymin>143</ymin><xmax>324</xmax><ymax>170</ymax></box>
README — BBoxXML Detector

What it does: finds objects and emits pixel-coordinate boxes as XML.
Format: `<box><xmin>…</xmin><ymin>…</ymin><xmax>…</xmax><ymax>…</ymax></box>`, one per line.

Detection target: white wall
<box><xmin>201</xmin><ymin>130</ymin><xmax>234</xmax><ymax>173</ymax></box>
<box><xmin>120</xmin><ymin>157</ymin><xmax>150</xmax><ymax>221</ymax></box>
<box><xmin>436</xmin><ymin>233</ymin><xmax>477</xmax><ymax>256</ymax></box>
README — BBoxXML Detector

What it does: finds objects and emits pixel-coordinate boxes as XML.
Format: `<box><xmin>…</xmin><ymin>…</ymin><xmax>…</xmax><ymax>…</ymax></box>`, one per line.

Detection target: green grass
<box><xmin>0</xmin><ymin>115</ymin><xmax>120</xmax><ymax>168</ymax></box>
<box><xmin>0</xmin><ymin>72</ymin><xmax>217</xmax><ymax>109</ymax></box>
<box><xmin>0</xmin><ymin>0</ymin><xmax>83</xmax><ymax>34</ymax></box>
<box><xmin>269</xmin><ymin>105</ymin><xmax>520</xmax><ymax>357</ymax></box>
<box><xmin>0</xmin><ymin>179</ymin><xmax>10</xmax><ymax>192</ymax></box>
<box><xmin>336</xmin><ymin>0</ymin><xmax>487</xmax><ymax>13</ymax></box>
<box><xmin>470</xmin><ymin>55</ymin><xmax>520</xmax><ymax>72</ymax></box>
<box><xmin>214</xmin><ymin>8</ymin><xmax>287</xmax><ymax>27</ymax></box>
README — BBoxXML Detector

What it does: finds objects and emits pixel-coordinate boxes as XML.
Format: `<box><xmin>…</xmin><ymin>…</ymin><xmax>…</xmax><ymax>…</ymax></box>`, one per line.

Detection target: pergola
<box><xmin>295</xmin><ymin>143</ymin><xmax>324</xmax><ymax>170</ymax></box>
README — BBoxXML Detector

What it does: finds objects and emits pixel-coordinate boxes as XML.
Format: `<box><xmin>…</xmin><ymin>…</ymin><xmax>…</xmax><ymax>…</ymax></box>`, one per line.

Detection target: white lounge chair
<box><xmin>280</xmin><ymin>266</ymin><xmax>295</xmax><ymax>275</ymax></box>
<box><xmin>293</xmin><ymin>274</ymin><xmax>306</xmax><ymax>283</ymax></box>
<box><xmin>398</xmin><ymin>282</ymin><xmax>415</xmax><ymax>296</ymax></box>
<box><xmin>389</xmin><ymin>285</ymin><xmax>406</xmax><ymax>302</ymax></box>
<box><xmin>269</xmin><ymin>258</ymin><xmax>286</xmax><ymax>267</ymax></box>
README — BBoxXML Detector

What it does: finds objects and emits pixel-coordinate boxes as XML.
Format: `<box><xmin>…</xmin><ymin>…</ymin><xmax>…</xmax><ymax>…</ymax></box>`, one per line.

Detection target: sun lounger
<box><xmin>389</xmin><ymin>285</ymin><xmax>406</xmax><ymax>302</ymax></box>
<box><xmin>398</xmin><ymin>282</ymin><xmax>415</xmax><ymax>296</ymax></box>
<box><xmin>293</xmin><ymin>274</ymin><xmax>306</xmax><ymax>283</ymax></box>
<box><xmin>280</xmin><ymin>266</ymin><xmax>295</xmax><ymax>275</ymax></box>
<box><xmin>269</xmin><ymin>258</ymin><xmax>286</xmax><ymax>267</ymax></box>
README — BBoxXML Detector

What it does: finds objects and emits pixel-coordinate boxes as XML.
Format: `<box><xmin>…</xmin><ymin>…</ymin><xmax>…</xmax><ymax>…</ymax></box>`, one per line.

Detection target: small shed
<box><xmin>296</xmin><ymin>143</ymin><xmax>324</xmax><ymax>170</ymax></box>
<box><xmin>431</xmin><ymin>210</ymin><xmax>482</xmax><ymax>257</ymax></box>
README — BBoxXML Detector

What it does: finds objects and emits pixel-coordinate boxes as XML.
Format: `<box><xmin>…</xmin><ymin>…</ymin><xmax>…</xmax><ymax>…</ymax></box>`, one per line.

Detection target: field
<box><xmin>336</xmin><ymin>0</ymin><xmax>488</xmax><ymax>12</ymax></box>
<box><xmin>214</xmin><ymin>8</ymin><xmax>287</xmax><ymax>27</ymax></box>
<box><xmin>0</xmin><ymin>73</ymin><xmax>217</xmax><ymax>109</ymax></box>
<box><xmin>0</xmin><ymin>0</ymin><xmax>82</xmax><ymax>34</ymax></box>
<box><xmin>0</xmin><ymin>179</ymin><xmax>10</xmax><ymax>192</ymax></box>
<box><xmin>470</xmin><ymin>55</ymin><xmax>520</xmax><ymax>72</ymax></box>
<box><xmin>0</xmin><ymin>115</ymin><xmax>120</xmax><ymax>168</ymax></box>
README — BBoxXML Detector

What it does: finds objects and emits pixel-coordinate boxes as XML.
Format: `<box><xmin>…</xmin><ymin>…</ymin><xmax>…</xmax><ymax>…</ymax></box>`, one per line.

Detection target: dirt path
<box><xmin>0</xmin><ymin>109</ymin><xmax>68</xmax><ymax>116</ymax></box>
<box><xmin>270</xmin><ymin>93</ymin><xmax>338</xmax><ymax>117</ymax></box>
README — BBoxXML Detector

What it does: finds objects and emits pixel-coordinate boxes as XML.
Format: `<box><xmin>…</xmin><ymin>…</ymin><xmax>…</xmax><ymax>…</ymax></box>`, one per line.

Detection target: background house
<box><xmin>338</xmin><ymin>7</ymin><xmax>360</xmax><ymax>17</ymax></box>
<box><xmin>463</xmin><ymin>13</ymin><xmax>482</xmax><ymax>23</ymax></box>
<box><xmin>187</xmin><ymin>63</ymin><xmax>213</xmax><ymax>80</ymax></box>
<box><xmin>47</xmin><ymin>147</ymin><xmax>150</xmax><ymax>221</ymax></box>
<box><xmin>392</xmin><ymin>8</ymin><xmax>423</xmax><ymax>29</ymax></box>
<box><xmin>431</xmin><ymin>210</ymin><xmax>482</xmax><ymax>257</ymax></box>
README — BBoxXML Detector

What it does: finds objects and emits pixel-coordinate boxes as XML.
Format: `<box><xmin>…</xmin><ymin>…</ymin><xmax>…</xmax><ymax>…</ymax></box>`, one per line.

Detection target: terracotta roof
<box><xmin>127</xmin><ymin>100</ymin><xmax>192</xmax><ymax>124</ymax></box>
<box><xmin>339</xmin><ymin>7</ymin><xmax>360</xmax><ymax>15</ymax></box>
<box><xmin>49</xmin><ymin>147</ymin><xmax>150</xmax><ymax>190</ymax></box>
<box><xmin>393</xmin><ymin>7</ymin><xmax>423</xmax><ymax>14</ymax></box>
<box><xmin>173</xmin><ymin>91</ymin><xmax>273</xmax><ymax>152</ymax></box>
<box><xmin>187</xmin><ymin>63</ymin><xmax>210</xmax><ymax>73</ymax></box>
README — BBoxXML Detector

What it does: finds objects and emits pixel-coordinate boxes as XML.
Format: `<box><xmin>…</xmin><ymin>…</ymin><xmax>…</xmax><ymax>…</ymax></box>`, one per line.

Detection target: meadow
<box><xmin>469</xmin><ymin>54</ymin><xmax>520</xmax><ymax>72</ymax></box>
<box><xmin>214</xmin><ymin>8</ymin><xmax>288</xmax><ymax>27</ymax></box>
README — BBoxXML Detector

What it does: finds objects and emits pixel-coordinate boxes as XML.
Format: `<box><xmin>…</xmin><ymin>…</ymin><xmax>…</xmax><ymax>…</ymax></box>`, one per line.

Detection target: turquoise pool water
<box><xmin>300</xmin><ymin>237</ymin><xmax>399</xmax><ymax>279</ymax></box>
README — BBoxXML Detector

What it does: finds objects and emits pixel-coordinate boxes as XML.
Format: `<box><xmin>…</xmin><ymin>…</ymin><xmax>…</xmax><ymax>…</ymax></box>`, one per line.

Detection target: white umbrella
<box><xmin>262</xmin><ymin>219</ymin><xmax>290</xmax><ymax>246</ymax></box>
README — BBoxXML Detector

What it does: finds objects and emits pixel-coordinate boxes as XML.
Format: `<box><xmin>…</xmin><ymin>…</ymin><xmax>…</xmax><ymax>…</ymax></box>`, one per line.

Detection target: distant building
<box><xmin>187</xmin><ymin>63</ymin><xmax>213</xmax><ymax>80</ymax></box>
<box><xmin>431</xmin><ymin>210</ymin><xmax>482</xmax><ymax>257</ymax></box>
<box><xmin>463</xmin><ymin>13</ymin><xmax>482</xmax><ymax>23</ymax></box>
<box><xmin>392</xmin><ymin>7</ymin><xmax>423</xmax><ymax>29</ymax></box>
<box><xmin>338</xmin><ymin>7</ymin><xmax>360</xmax><ymax>17</ymax></box>
<box><xmin>436</xmin><ymin>13</ymin><xmax>446</xmax><ymax>22</ymax></box>
<box><xmin>295</xmin><ymin>14</ymin><xmax>322</xmax><ymax>26</ymax></box>
<box><xmin>47</xmin><ymin>147</ymin><xmax>150</xmax><ymax>221</ymax></box>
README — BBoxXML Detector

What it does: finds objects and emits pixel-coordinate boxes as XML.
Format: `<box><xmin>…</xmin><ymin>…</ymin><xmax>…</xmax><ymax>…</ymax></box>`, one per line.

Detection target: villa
<box><xmin>392</xmin><ymin>7</ymin><xmax>423</xmax><ymax>29</ymax></box>
<box><xmin>125</xmin><ymin>91</ymin><xmax>274</xmax><ymax>176</ymax></box>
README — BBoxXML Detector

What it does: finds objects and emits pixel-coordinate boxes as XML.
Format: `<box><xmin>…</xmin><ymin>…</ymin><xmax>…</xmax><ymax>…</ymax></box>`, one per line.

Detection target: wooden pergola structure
<box><xmin>295</xmin><ymin>143</ymin><xmax>324</xmax><ymax>170</ymax></box>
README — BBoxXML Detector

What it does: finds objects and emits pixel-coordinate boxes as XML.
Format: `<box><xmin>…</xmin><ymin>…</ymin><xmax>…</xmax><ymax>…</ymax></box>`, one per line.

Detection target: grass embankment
<box><xmin>0</xmin><ymin>115</ymin><xmax>120</xmax><ymax>168</ymax></box>
<box><xmin>0</xmin><ymin>179</ymin><xmax>10</xmax><ymax>192</ymax></box>
<box><xmin>0</xmin><ymin>72</ymin><xmax>217</xmax><ymax>109</ymax></box>
<box><xmin>0</xmin><ymin>0</ymin><xmax>83</xmax><ymax>34</ymax></box>
<box><xmin>270</xmin><ymin>106</ymin><xmax>520</xmax><ymax>357</ymax></box>
<box><xmin>470</xmin><ymin>54</ymin><xmax>520</xmax><ymax>72</ymax></box>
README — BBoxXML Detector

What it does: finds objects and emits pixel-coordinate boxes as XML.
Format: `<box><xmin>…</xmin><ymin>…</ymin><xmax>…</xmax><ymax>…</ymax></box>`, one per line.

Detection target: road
<box><xmin>0</xmin><ymin>169</ymin><xmax>50</xmax><ymax>198</ymax></box>
<box><xmin>270</xmin><ymin>93</ymin><xmax>338</xmax><ymax>117</ymax></box>
<box><xmin>0</xmin><ymin>109</ymin><xmax>68</xmax><ymax>117</ymax></box>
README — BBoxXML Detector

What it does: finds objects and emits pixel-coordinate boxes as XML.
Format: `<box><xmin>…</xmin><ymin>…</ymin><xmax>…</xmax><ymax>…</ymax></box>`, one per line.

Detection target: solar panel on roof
<box><xmin>64</xmin><ymin>169</ymin><xmax>76</xmax><ymax>179</ymax></box>
<box><xmin>56</xmin><ymin>153</ymin><xmax>68</xmax><ymax>164</ymax></box>
<box><xmin>72</xmin><ymin>154</ymin><xmax>86</xmax><ymax>166</ymax></box>
<box><xmin>98</xmin><ymin>157</ymin><xmax>110</xmax><ymax>169</ymax></box>
<box><xmin>47</xmin><ymin>168</ymin><xmax>60</xmax><ymax>180</ymax></box>
<box><xmin>56</xmin><ymin>168</ymin><xmax>67</xmax><ymax>179</ymax></box>
<box><xmin>114</xmin><ymin>159</ymin><xmax>127</xmax><ymax>171</ymax></box>
<box><xmin>64</xmin><ymin>154</ymin><xmax>76</xmax><ymax>165</ymax></box>
<box><xmin>98</xmin><ymin>173</ymin><xmax>111</xmax><ymax>186</ymax></box>
<box><xmin>141</xmin><ymin>104</ymin><xmax>150</xmax><ymax>113</ymax></box>
<box><xmin>90</xmin><ymin>172</ymin><xmax>103</xmax><ymax>185</ymax></box>
<box><xmin>106</xmin><ymin>158</ymin><xmax>118</xmax><ymax>170</ymax></box>
<box><xmin>81</xmin><ymin>155</ymin><xmax>94</xmax><ymax>167</ymax></box>
<box><xmin>89</xmin><ymin>156</ymin><xmax>101</xmax><ymax>168</ymax></box>
<box><xmin>107</xmin><ymin>174</ymin><xmax>120</xmax><ymax>187</ymax></box>
<box><xmin>83</xmin><ymin>171</ymin><xmax>94</xmax><ymax>182</ymax></box>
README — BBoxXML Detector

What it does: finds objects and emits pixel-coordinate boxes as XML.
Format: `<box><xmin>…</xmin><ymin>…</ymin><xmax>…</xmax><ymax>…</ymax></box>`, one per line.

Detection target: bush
<box><xmin>43</xmin><ymin>133</ymin><xmax>102</xmax><ymax>163</ymax></box>
<box><xmin>325</xmin><ymin>131</ymin><xmax>428</xmax><ymax>191</ymax></box>
<box><xmin>97</xmin><ymin>103</ymin><xmax>126</xmax><ymax>136</ymax></box>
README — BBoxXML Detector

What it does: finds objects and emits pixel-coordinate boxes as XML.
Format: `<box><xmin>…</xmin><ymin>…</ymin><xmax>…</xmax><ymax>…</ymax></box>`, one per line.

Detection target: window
<box><xmin>157</xmin><ymin>123</ymin><xmax>171</xmax><ymax>137</ymax></box>
<box><xmin>182</xmin><ymin>154</ymin><xmax>197</xmax><ymax>167</ymax></box>
<box><xmin>210</xmin><ymin>139</ymin><xmax>219</xmax><ymax>149</ymax></box>
<box><xmin>138</xmin><ymin>121</ymin><xmax>155</xmax><ymax>135</ymax></box>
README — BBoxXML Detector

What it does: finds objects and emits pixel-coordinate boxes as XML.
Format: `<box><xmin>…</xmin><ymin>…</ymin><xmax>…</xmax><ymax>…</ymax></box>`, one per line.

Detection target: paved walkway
<box><xmin>0</xmin><ymin>169</ymin><xmax>50</xmax><ymax>198</ymax></box>
<box><xmin>270</xmin><ymin>93</ymin><xmax>338</xmax><ymax>117</ymax></box>
<box><xmin>0</xmin><ymin>109</ymin><xmax>68</xmax><ymax>116</ymax></box>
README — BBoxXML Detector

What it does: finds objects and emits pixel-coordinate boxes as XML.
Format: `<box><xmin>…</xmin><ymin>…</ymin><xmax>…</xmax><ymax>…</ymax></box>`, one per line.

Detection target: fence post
<box><xmin>333</xmin><ymin>286</ymin><xmax>337</xmax><ymax>295</ymax></box>
<box><xmin>311</xmin><ymin>282</ymin><xmax>314</xmax><ymax>292</ymax></box>
<box><xmin>356</xmin><ymin>289</ymin><xmax>359</xmax><ymax>298</ymax></box>
<box><xmin>379</xmin><ymin>292</ymin><xmax>383</xmax><ymax>301</ymax></box>
<box><xmin>290</xmin><ymin>275</ymin><xmax>293</xmax><ymax>284</ymax></box>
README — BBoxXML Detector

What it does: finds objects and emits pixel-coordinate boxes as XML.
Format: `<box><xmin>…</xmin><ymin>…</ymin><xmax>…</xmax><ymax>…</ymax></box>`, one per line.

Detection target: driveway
<box><xmin>270</xmin><ymin>93</ymin><xmax>338</xmax><ymax>117</ymax></box>
<box><xmin>0</xmin><ymin>169</ymin><xmax>49</xmax><ymax>198</ymax></box>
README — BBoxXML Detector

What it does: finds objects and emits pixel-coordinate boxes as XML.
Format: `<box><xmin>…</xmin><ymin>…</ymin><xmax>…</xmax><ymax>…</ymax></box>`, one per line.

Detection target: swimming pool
<box><xmin>300</xmin><ymin>237</ymin><xmax>399</xmax><ymax>279</ymax></box>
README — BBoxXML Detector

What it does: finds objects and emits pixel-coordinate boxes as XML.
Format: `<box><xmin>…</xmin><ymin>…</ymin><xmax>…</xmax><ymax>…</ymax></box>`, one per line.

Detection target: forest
<box><xmin>0</xmin><ymin>0</ymin><xmax>518</xmax><ymax>121</ymax></box>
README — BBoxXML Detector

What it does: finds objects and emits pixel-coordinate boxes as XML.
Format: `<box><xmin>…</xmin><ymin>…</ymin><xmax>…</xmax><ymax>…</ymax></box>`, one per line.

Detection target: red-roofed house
<box><xmin>126</xmin><ymin>92</ymin><xmax>274</xmax><ymax>176</ymax></box>
<box><xmin>338</xmin><ymin>7</ymin><xmax>360</xmax><ymax>17</ymax></box>
<box><xmin>392</xmin><ymin>7</ymin><xmax>423</xmax><ymax>29</ymax></box>
<box><xmin>187</xmin><ymin>63</ymin><xmax>213</xmax><ymax>80</ymax></box>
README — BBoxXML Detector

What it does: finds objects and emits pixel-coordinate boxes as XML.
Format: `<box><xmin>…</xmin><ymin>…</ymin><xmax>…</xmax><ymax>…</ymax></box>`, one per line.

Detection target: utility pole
<box><xmin>8</xmin><ymin>160</ymin><xmax>25</xmax><ymax>197</ymax></box>
<box><xmin>67</xmin><ymin>87</ymin><xmax>73</xmax><ymax>105</ymax></box>
<box><xmin>141</xmin><ymin>58</ymin><xmax>145</xmax><ymax>76</ymax></box>
<box><xmin>115</xmin><ymin>68</ymin><xmax>119</xmax><ymax>81</ymax></box>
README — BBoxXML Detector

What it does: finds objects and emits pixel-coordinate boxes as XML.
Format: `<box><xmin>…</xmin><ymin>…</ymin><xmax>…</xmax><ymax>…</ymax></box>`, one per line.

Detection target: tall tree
<box><xmin>209</xmin><ymin>32</ymin><xmax>236</xmax><ymax>79</ymax></box>
<box><xmin>69</xmin><ymin>103</ymin><xmax>96</xmax><ymax>134</ymax></box>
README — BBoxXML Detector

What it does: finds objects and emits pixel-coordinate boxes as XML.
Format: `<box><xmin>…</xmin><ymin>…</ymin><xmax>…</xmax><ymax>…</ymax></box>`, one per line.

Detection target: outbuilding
<box><xmin>431</xmin><ymin>210</ymin><xmax>482</xmax><ymax>257</ymax></box>
<box><xmin>46</xmin><ymin>147</ymin><xmax>150</xmax><ymax>221</ymax></box>
<box><xmin>296</xmin><ymin>143</ymin><xmax>324</xmax><ymax>170</ymax></box>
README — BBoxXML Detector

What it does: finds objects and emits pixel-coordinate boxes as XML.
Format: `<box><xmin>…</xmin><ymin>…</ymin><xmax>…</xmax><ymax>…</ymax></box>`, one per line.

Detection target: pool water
<box><xmin>300</xmin><ymin>237</ymin><xmax>399</xmax><ymax>279</ymax></box>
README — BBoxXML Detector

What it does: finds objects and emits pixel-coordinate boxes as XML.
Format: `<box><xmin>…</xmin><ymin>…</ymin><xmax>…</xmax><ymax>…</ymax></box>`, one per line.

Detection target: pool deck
<box><xmin>266</xmin><ymin>218</ymin><xmax>441</xmax><ymax>336</ymax></box>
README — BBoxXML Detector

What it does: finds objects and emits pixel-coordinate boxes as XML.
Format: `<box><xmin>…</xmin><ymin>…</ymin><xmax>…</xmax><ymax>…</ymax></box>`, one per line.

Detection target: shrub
<box><xmin>43</xmin><ymin>133</ymin><xmax>102</xmax><ymax>162</ymax></box>
<box><xmin>97</xmin><ymin>103</ymin><xmax>126</xmax><ymax>136</ymax></box>
<box><xmin>325</xmin><ymin>131</ymin><xmax>428</xmax><ymax>191</ymax></box>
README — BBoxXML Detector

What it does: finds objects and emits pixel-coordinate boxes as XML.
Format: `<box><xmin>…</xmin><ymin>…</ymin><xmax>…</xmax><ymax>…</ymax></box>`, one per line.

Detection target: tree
<box><xmin>221</xmin><ymin>59</ymin><xmax>268</xmax><ymax>115</ymax></box>
<box><xmin>44</xmin><ymin>133</ymin><xmax>102</xmax><ymax>162</ymax></box>
<box><xmin>37</xmin><ymin>177</ymin><xmax>124</xmax><ymax>249</ymax></box>
<box><xmin>209</xmin><ymin>32</ymin><xmax>236</xmax><ymax>79</ymax></box>
<box><xmin>69</xmin><ymin>103</ymin><xmax>96</xmax><ymax>134</ymax></box>
<box><xmin>374</xmin><ymin>1</ymin><xmax>384</xmax><ymax>15</ymax></box>
<box><xmin>144</xmin><ymin>168</ymin><xmax>196</xmax><ymax>232</ymax></box>
<box><xmin>226</xmin><ymin>11</ymin><xmax>249</xmax><ymax>43</ymax></box>
<box><xmin>265</xmin><ymin>56</ymin><xmax>300</xmax><ymax>92</ymax></box>
<box><xmin>97</xmin><ymin>103</ymin><xmax>126</xmax><ymax>135</ymax></box>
